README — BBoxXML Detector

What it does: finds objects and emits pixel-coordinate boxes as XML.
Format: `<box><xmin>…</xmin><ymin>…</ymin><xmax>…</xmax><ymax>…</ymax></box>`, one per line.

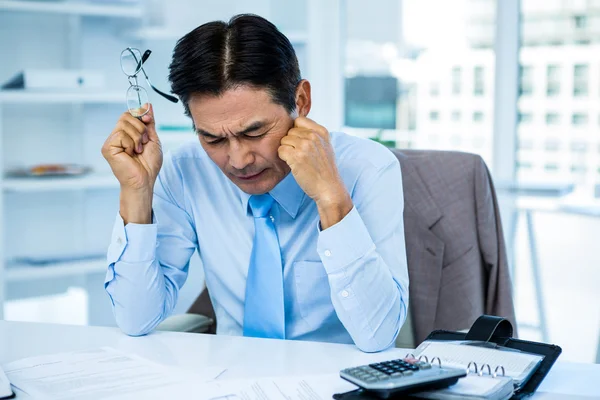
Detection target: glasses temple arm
<box><xmin>139</xmin><ymin>66</ymin><xmax>179</xmax><ymax>104</ymax></box>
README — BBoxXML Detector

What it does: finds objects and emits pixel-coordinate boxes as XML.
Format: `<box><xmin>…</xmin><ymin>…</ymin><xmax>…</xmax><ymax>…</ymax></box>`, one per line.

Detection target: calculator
<box><xmin>340</xmin><ymin>358</ymin><xmax>466</xmax><ymax>398</ymax></box>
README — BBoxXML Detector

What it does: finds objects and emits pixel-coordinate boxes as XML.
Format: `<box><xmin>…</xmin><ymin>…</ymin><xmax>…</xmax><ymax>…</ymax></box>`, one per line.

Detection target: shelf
<box><xmin>3</xmin><ymin>174</ymin><xmax>119</xmax><ymax>192</ymax></box>
<box><xmin>6</xmin><ymin>258</ymin><xmax>106</xmax><ymax>282</ymax></box>
<box><xmin>133</xmin><ymin>27</ymin><xmax>308</xmax><ymax>45</ymax></box>
<box><xmin>0</xmin><ymin>90</ymin><xmax>124</xmax><ymax>104</ymax></box>
<box><xmin>0</xmin><ymin>0</ymin><xmax>142</xmax><ymax>18</ymax></box>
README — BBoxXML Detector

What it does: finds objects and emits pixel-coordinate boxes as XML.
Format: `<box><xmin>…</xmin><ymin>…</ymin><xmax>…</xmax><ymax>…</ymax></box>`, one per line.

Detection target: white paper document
<box><xmin>204</xmin><ymin>374</ymin><xmax>358</xmax><ymax>400</ymax></box>
<box><xmin>2</xmin><ymin>347</ymin><xmax>225</xmax><ymax>400</ymax></box>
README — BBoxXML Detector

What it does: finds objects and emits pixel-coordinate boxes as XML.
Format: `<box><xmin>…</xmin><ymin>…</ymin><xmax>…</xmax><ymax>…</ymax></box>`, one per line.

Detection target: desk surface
<box><xmin>1</xmin><ymin>321</ymin><xmax>599</xmax><ymax>399</ymax></box>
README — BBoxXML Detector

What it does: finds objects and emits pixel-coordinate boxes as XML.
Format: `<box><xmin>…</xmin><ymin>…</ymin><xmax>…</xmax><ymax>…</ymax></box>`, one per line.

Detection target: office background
<box><xmin>0</xmin><ymin>0</ymin><xmax>598</xmax><ymax>364</ymax></box>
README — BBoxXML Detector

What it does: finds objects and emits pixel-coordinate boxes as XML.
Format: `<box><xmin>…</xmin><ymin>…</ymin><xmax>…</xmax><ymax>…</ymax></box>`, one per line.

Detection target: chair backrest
<box><xmin>188</xmin><ymin>148</ymin><xmax>516</xmax><ymax>344</ymax></box>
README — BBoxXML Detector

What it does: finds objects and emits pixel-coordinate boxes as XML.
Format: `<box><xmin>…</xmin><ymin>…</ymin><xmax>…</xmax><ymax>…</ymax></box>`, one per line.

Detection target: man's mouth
<box><xmin>235</xmin><ymin>170</ymin><xmax>265</xmax><ymax>181</ymax></box>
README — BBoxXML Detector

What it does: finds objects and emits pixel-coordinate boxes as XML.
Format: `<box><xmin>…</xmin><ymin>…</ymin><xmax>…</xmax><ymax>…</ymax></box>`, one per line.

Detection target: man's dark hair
<box><xmin>168</xmin><ymin>14</ymin><xmax>301</xmax><ymax>118</ymax></box>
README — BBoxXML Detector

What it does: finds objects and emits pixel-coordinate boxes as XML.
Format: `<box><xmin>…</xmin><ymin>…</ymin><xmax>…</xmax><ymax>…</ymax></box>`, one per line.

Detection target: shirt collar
<box><xmin>239</xmin><ymin>172</ymin><xmax>305</xmax><ymax>219</ymax></box>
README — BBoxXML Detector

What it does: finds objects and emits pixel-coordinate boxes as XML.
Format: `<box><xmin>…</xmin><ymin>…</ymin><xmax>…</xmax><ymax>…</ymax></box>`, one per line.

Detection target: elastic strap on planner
<box><xmin>464</xmin><ymin>315</ymin><xmax>513</xmax><ymax>342</ymax></box>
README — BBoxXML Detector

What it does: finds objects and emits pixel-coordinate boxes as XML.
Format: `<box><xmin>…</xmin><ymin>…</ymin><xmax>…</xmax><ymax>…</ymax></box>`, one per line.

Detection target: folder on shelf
<box><xmin>2</xmin><ymin>69</ymin><xmax>105</xmax><ymax>90</ymax></box>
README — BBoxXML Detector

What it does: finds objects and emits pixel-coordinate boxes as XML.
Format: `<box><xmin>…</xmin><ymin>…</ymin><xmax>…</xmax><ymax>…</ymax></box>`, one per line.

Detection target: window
<box><xmin>544</xmin><ymin>163</ymin><xmax>560</xmax><ymax>171</ymax></box>
<box><xmin>452</xmin><ymin>66</ymin><xmax>462</xmax><ymax>95</ymax></box>
<box><xmin>570</xmin><ymin>142</ymin><xmax>588</xmax><ymax>153</ymax></box>
<box><xmin>546</xmin><ymin>65</ymin><xmax>561</xmax><ymax>96</ymax></box>
<box><xmin>573</xmin><ymin>64</ymin><xmax>589</xmax><ymax>97</ymax></box>
<box><xmin>572</xmin><ymin>113</ymin><xmax>589</xmax><ymax>125</ymax></box>
<box><xmin>519</xmin><ymin>65</ymin><xmax>533</xmax><ymax>96</ymax></box>
<box><xmin>545</xmin><ymin>113</ymin><xmax>560</xmax><ymax>125</ymax></box>
<box><xmin>517</xmin><ymin>161</ymin><xmax>533</xmax><ymax>169</ymax></box>
<box><xmin>430</xmin><ymin>82</ymin><xmax>440</xmax><ymax>96</ymax></box>
<box><xmin>343</xmin><ymin>0</ymin><xmax>496</xmax><ymax>172</ymax></box>
<box><xmin>544</xmin><ymin>141</ymin><xmax>561</xmax><ymax>152</ymax></box>
<box><xmin>518</xmin><ymin>113</ymin><xmax>533</xmax><ymax>123</ymax></box>
<box><xmin>574</xmin><ymin>15</ymin><xmax>588</xmax><ymax>29</ymax></box>
<box><xmin>571</xmin><ymin>164</ymin><xmax>587</xmax><ymax>173</ymax></box>
<box><xmin>474</xmin><ymin>66</ymin><xmax>485</xmax><ymax>96</ymax></box>
<box><xmin>518</xmin><ymin>139</ymin><xmax>534</xmax><ymax>150</ymax></box>
<box><xmin>345</xmin><ymin>76</ymin><xmax>398</xmax><ymax>128</ymax></box>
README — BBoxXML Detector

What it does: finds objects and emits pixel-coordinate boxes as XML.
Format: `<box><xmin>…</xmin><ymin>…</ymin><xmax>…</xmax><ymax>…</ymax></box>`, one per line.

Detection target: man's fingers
<box><xmin>141</xmin><ymin>104</ymin><xmax>160</xmax><ymax>142</ymax></box>
<box><xmin>280</xmin><ymin>135</ymin><xmax>303</xmax><ymax>149</ymax></box>
<box><xmin>107</xmin><ymin>131</ymin><xmax>136</xmax><ymax>157</ymax></box>
<box><xmin>117</xmin><ymin>120</ymin><xmax>145</xmax><ymax>153</ymax></box>
<box><xmin>277</xmin><ymin>144</ymin><xmax>295</xmax><ymax>164</ymax></box>
<box><xmin>121</xmin><ymin>112</ymin><xmax>147</xmax><ymax>133</ymax></box>
<box><xmin>293</xmin><ymin>116</ymin><xmax>328</xmax><ymax>138</ymax></box>
<box><xmin>293</xmin><ymin>116</ymin><xmax>317</xmax><ymax>128</ymax></box>
<box><xmin>286</xmin><ymin>127</ymin><xmax>317</xmax><ymax>140</ymax></box>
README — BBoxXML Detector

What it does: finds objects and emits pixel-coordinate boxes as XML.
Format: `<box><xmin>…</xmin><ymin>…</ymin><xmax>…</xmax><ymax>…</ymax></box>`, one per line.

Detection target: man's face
<box><xmin>188</xmin><ymin>86</ymin><xmax>294</xmax><ymax>195</ymax></box>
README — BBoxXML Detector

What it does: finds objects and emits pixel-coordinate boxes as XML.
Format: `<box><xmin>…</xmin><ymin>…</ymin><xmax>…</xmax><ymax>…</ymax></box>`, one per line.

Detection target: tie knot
<box><xmin>249</xmin><ymin>194</ymin><xmax>275</xmax><ymax>218</ymax></box>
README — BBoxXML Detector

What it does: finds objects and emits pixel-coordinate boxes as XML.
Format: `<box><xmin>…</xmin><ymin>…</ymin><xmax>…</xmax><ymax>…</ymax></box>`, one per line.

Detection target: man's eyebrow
<box><xmin>195</xmin><ymin>129</ymin><xmax>220</xmax><ymax>139</ymax></box>
<box><xmin>195</xmin><ymin>121</ymin><xmax>266</xmax><ymax>139</ymax></box>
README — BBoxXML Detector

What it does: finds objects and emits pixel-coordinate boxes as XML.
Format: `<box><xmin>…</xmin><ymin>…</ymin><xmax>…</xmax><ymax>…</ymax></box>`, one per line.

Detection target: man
<box><xmin>102</xmin><ymin>14</ymin><xmax>408</xmax><ymax>352</ymax></box>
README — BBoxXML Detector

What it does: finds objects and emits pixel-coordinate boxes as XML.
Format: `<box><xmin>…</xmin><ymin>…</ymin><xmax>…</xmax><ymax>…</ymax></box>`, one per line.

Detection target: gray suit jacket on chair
<box><xmin>394</xmin><ymin>149</ymin><xmax>516</xmax><ymax>344</ymax></box>
<box><xmin>182</xmin><ymin>148</ymin><xmax>516</xmax><ymax>346</ymax></box>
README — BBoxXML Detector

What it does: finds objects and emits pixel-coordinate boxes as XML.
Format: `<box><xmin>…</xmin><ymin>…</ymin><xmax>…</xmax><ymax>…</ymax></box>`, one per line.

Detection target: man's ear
<box><xmin>295</xmin><ymin>79</ymin><xmax>312</xmax><ymax>117</ymax></box>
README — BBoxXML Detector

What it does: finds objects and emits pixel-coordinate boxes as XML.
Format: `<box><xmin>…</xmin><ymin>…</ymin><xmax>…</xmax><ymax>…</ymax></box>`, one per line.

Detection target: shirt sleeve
<box><xmin>317</xmin><ymin>157</ymin><xmax>409</xmax><ymax>352</ymax></box>
<box><xmin>104</xmin><ymin>156</ymin><xmax>198</xmax><ymax>336</ymax></box>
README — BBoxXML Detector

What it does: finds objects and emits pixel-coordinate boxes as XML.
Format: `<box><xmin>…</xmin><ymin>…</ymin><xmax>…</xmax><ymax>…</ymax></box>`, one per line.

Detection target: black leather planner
<box><xmin>333</xmin><ymin>315</ymin><xmax>562</xmax><ymax>400</ymax></box>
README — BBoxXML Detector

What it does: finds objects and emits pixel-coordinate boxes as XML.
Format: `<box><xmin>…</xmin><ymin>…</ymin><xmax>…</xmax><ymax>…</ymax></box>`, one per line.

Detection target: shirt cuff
<box><xmin>317</xmin><ymin>206</ymin><xmax>376</xmax><ymax>273</ymax></box>
<box><xmin>107</xmin><ymin>213</ymin><xmax>158</xmax><ymax>264</ymax></box>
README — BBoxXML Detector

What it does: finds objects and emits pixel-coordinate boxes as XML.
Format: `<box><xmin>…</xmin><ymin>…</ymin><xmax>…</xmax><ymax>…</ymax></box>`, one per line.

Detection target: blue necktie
<box><xmin>243</xmin><ymin>194</ymin><xmax>285</xmax><ymax>339</ymax></box>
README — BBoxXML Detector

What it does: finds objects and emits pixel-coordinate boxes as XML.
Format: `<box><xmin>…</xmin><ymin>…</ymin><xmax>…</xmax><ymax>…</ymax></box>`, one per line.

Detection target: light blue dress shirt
<box><xmin>105</xmin><ymin>132</ymin><xmax>409</xmax><ymax>352</ymax></box>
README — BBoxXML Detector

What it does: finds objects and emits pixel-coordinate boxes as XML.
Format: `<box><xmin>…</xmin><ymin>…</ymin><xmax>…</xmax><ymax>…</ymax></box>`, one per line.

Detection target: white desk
<box><xmin>1</xmin><ymin>321</ymin><xmax>599</xmax><ymax>399</ymax></box>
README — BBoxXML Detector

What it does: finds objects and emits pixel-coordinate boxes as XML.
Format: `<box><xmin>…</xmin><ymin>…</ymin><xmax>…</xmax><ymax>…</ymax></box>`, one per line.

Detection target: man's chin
<box><xmin>229</xmin><ymin>172</ymin><xmax>276</xmax><ymax>195</ymax></box>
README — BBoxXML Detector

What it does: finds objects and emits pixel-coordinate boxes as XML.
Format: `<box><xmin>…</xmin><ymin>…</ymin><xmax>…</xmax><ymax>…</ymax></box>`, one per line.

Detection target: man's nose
<box><xmin>228</xmin><ymin>140</ymin><xmax>254</xmax><ymax>171</ymax></box>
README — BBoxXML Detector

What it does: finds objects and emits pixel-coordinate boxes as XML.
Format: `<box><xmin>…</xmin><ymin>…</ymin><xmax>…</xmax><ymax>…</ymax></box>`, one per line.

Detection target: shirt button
<box><xmin>116</xmin><ymin>237</ymin><xmax>123</xmax><ymax>246</ymax></box>
<box><xmin>270</xmin><ymin>215</ymin><xmax>275</xmax><ymax>222</ymax></box>
<box><xmin>341</xmin><ymin>290</ymin><xmax>349</xmax><ymax>298</ymax></box>
<box><xmin>324</xmin><ymin>250</ymin><xmax>332</xmax><ymax>257</ymax></box>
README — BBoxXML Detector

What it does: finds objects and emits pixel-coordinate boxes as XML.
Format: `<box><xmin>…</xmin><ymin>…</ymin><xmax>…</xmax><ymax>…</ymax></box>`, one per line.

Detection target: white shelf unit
<box><xmin>0</xmin><ymin>91</ymin><xmax>124</xmax><ymax>104</ymax></box>
<box><xmin>3</xmin><ymin>174</ymin><xmax>119</xmax><ymax>192</ymax></box>
<box><xmin>6</xmin><ymin>258</ymin><xmax>106</xmax><ymax>283</ymax></box>
<box><xmin>0</xmin><ymin>0</ymin><xmax>144</xmax><ymax>324</ymax></box>
<box><xmin>0</xmin><ymin>0</ymin><xmax>142</xmax><ymax>18</ymax></box>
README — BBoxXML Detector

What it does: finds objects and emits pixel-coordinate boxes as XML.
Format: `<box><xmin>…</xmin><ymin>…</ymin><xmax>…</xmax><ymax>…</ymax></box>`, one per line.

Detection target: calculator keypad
<box><xmin>342</xmin><ymin>359</ymin><xmax>430</xmax><ymax>382</ymax></box>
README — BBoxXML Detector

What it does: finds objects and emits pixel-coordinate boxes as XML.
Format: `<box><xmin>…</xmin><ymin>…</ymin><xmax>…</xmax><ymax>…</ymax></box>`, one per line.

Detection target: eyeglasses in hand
<box><xmin>120</xmin><ymin>47</ymin><xmax>178</xmax><ymax>117</ymax></box>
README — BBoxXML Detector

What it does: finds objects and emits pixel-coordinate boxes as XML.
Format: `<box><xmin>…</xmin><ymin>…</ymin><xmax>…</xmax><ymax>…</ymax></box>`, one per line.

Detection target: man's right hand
<box><xmin>102</xmin><ymin>104</ymin><xmax>163</xmax><ymax>224</ymax></box>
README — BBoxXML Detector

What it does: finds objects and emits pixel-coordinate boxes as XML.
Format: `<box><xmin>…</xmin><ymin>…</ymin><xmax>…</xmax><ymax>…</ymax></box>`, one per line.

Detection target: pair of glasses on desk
<box><xmin>120</xmin><ymin>47</ymin><xmax>179</xmax><ymax>117</ymax></box>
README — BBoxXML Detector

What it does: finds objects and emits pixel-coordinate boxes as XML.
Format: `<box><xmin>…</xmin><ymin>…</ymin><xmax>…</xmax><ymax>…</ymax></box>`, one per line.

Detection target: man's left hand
<box><xmin>278</xmin><ymin>117</ymin><xmax>353</xmax><ymax>229</ymax></box>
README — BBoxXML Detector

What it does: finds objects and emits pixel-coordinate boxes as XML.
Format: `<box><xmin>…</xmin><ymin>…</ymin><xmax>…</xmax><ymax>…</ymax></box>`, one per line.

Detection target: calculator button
<box><xmin>402</xmin><ymin>370</ymin><xmax>414</xmax><ymax>377</ymax></box>
<box><xmin>391</xmin><ymin>372</ymin><xmax>403</xmax><ymax>377</ymax></box>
